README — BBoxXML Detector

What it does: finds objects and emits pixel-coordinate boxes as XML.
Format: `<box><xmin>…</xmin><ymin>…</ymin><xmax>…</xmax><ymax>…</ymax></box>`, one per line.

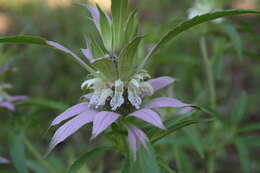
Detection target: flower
<box><xmin>46</xmin><ymin>2</ymin><xmax>194</xmax><ymax>156</ymax></box>
<box><xmin>0</xmin><ymin>64</ymin><xmax>27</xmax><ymax>111</ymax></box>
<box><xmin>50</xmin><ymin>76</ymin><xmax>193</xmax><ymax>156</ymax></box>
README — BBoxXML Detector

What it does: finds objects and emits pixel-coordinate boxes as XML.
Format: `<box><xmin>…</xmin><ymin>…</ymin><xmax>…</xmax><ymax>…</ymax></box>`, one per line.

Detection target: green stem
<box><xmin>200</xmin><ymin>37</ymin><xmax>216</xmax><ymax>109</ymax></box>
<box><xmin>200</xmin><ymin>37</ymin><xmax>217</xmax><ymax>173</ymax></box>
<box><xmin>25</xmin><ymin>141</ymin><xmax>56</xmax><ymax>173</ymax></box>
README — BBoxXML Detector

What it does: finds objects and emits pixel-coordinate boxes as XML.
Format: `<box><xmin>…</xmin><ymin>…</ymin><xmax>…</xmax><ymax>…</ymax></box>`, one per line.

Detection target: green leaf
<box><xmin>0</xmin><ymin>35</ymin><xmax>97</xmax><ymax>75</ymax></box>
<box><xmin>0</xmin><ymin>35</ymin><xmax>48</xmax><ymax>45</ymax></box>
<box><xmin>127</xmin><ymin>143</ymin><xmax>160</xmax><ymax>173</ymax></box>
<box><xmin>67</xmin><ymin>147</ymin><xmax>109</xmax><ymax>173</ymax></box>
<box><xmin>124</xmin><ymin>9</ymin><xmax>139</xmax><ymax>43</ymax></box>
<box><xmin>183</xmin><ymin>126</ymin><xmax>204</xmax><ymax>158</ymax></box>
<box><xmin>9</xmin><ymin>132</ymin><xmax>29</xmax><ymax>173</ymax></box>
<box><xmin>157</xmin><ymin>157</ymin><xmax>176</xmax><ymax>173</ymax></box>
<box><xmin>97</xmin><ymin>5</ymin><xmax>112</xmax><ymax>51</ymax></box>
<box><xmin>231</xmin><ymin>91</ymin><xmax>247</xmax><ymax>124</ymax></box>
<box><xmin>151</xmin><ymin>118</ymin><xmax>213</xmax><ymax>144</ymax></box>
<box><xmin>84</xmin><ymin>17</ymin><xmax>108</xmax><ymax>55</ymax></box>
<box><xmin>111</xmin><ymin>0</ymin><xmax>128</xmax><ymax>52</ymax></box>
<box><xmin>235</xmin><ymin>138</ymin><xmax>250</xmax><ymax>173</ymax></box>
<box><xmin>118</xmin><ymin>36</ymin><xmax>144</xmax><ymax>80</ymax></box>
<box><xmin>21</xmin><ymin>98</ymin><xmax>68</xmax><ymax>112</ymax></box>
<box><xmin>136</xmin><ymin>9</ymin><xmax>260</xmax><ymax>72</ymax></box>
<box><xmin>92</xmin><ymin>58</ymin><xmax>118</xmax><ymax>81</ymax></box>
<box><xmin>222</xmin><ymin>24</ymin><xmax>243</xmax><ymax>61</ymax></box>
<box><xmin>239</xmin><ymin>123</ymin><xmax>260</xmax><ymax>133</ymax></box>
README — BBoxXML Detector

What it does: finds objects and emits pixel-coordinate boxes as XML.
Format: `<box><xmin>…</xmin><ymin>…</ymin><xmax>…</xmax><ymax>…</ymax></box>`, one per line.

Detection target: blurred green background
<box><xmin>0</xmin><ymin>0</ymin><xmax>260</xmax><ymax>172</ymax></box>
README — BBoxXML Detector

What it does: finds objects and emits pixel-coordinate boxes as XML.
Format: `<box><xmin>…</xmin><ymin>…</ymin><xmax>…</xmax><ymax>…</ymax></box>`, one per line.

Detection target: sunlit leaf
<box><xmin>136</xmin><ymin>9</ymin><xmax>260</xmax><ymax>72</ymax></box>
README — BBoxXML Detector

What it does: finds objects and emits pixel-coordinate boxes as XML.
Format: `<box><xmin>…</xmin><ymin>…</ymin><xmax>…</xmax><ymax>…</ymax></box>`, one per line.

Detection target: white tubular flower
<box><xmin>128</xmin><ymin>79</ymin><xmax>142</xmax><ymax>109</ymax></box>
<box><xmin>139</xmin><ymin>82</ymin><xmax>154</xmax><ymax>98</ymax></box>
<box><xmin>89</xmin><ymin>89</ymin><xmax>102</xmax><ymax>108</ymax></box>
<box><xmin>81</xmin><ymin>78</ymin><xmax>102</xmax><ymax>90</ymax></box>
<box><xmin>110</xmin><ymin>80</ymin><xmax>124</xmax><ymax>110</ymax></box>
<box><xmin>97</xmin><ymin>88</ymin><xmax>113</xmax><ymax>106</ymax></box>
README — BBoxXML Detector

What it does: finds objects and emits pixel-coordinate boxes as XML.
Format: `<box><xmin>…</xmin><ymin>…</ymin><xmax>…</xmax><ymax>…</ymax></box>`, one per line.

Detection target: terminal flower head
<box><xmin>47</xmin><ymin>1</ymin><xmax>194</xmax><ymax>156</ymax></box>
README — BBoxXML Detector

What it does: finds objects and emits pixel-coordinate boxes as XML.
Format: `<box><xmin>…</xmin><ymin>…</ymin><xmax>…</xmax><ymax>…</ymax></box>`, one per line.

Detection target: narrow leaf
<box><xmin>151</xmin><ymin>118</ymin><xmax>213</xmax><ymax>144</ymax></box>
<box><xmin>97</xmin><ymin>5</ymin><xmax>112</xmax><ymax>51</ymax></box>
<box><xmin>231</xmin><ymin>91</ymin><xmax>247</xmax><ymax>124</ymax></box>
<box><xmin>9</xmin><ymin>132</ymin><xmax>29</xmax><ymax>173</ymax></box>
<box><xmin>125</xmin><ymin>9</ymin><xmax>139</xmax><ymax>43</ymax></box>
<box><xmin>239</xmin><ymin>123</ymin><xmax>260</xmax><ymax>133</ymax></box>
<box><xmin>0</xmin><ymin>35</ymin><xmax>48</xmax><ymax>45</ymax></box>
<box><xmin>111</xmin><ymin>0</ymin><xmax>128</xmax><ymax>51</ymax></box>
<box><xmin>118</xmin><ymin>36</ymin><xmax>144</xmax><ymax>80</ymax></box>
<box><xmin>235</xmin><ymin>138</ymin><xmax>250</xmax><ymax>173</ymax></box>
<box><xmin>21</xmin><ymin>98</ymin><xmax>68</xmax><ymax>111</ymax></box>
<box><xmin>92</xmin><ymin>58</ymin><xmax>118</xmax><ymax>81</ymax></box>
<box><xmin>222</xmin><ymin>24</ymin><xmax>243</xmax><ymax>61</ymax></box>
<box><xmin>136</xmin><ymin>9</ymin><xmax>260</xmax><ymax>72</ymax></box>
<box><xmin>67</xmin><ymin>147</ymin><xmax>109</xmax><ymax>173</ymax></box>
<box><xmin>130</xmin><ymin>143</ymin><xmax>160</xmax><ymax>173</ymax></box>
<box><xmin>183</xmin><ymin>126</ymin><xmax>204</xmax><ymax>158</ymax></box>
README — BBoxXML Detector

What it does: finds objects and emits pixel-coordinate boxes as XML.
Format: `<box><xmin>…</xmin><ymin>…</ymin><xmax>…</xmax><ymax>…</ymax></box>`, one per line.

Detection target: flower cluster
<box><xmin>48</xmin><ymin>1</ymin><xmax>193</xmax><ymax>156</ymax></box>
<box><xmin>0</xmin><ymin>64</ymin><xmax>27</xmax><ymax>111</ymax></box>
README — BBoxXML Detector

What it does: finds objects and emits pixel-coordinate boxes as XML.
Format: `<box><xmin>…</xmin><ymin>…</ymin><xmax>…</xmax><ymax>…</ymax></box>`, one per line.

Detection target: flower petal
<box><xmin>127</xmin><ymin>125</ymin><xmax>148</xmax><ymax>160</ymax></box>
<box><xmin>50</xmin><ymin>110</ymin><xmax>97</xmax><ymax>150</ymax></box>
<box><xmin>51</xmin><ymin>102</ymin><xmax>89</xmax><ymax>126</ymax></box>
<box><xmin>0</xmin><ymin>102</ymin><xmax>15</xmax><ymax>111</ymax></box>
<box><xmin>148</xmin><ymin>76</ymin><xmax>175</xmax><ymax>92</ymax></box>
<box><xmin>91</xmin><ymin>111</ymin><xmax>120</xmax><ymax>139</ymax></box>
<box><xmin>144</xmin><ymin>97</ymin><xmax>192</xmax><ymax>109</ymax></box>
<box><xmin>129</xmin><ymin>108</ymin><xmax>165</xmax><ymax>129</ymax></box>
<box><xmin>0</xmin><ymin>156</ymin><xmax>9</xmax><ymax>164</ymax></box>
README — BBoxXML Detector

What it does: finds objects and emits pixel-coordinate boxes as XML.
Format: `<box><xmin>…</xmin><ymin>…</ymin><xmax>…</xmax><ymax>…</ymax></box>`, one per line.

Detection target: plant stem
<box><xmin>200</xmin><ymin>37</ymin><xmax>216</xmax><ymax>109</ymax></box>
<box><xmin>200</xmin><ymin>36</ymin><xmax>217</xmax><ymax>173</ymax></box>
